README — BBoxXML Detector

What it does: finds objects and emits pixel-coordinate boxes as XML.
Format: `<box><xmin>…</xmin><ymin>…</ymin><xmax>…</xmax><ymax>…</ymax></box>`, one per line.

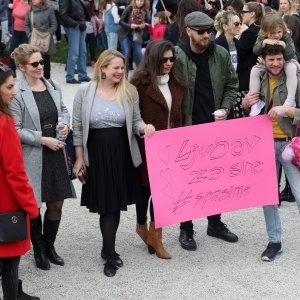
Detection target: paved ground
<box><xmin>2</xmin><ymin>64</ymin><xmax>300</xmax><ymax>300</ymax></box>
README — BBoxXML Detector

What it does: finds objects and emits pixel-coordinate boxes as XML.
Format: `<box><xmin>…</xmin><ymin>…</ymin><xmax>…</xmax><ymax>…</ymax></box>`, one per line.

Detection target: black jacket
<box><xmin>59</xmin><ymin>0</ymin><xmax>89</xmax><ymax>28</ymax></box>
<box><xmin>237</xmin><ymin>23</ymin><xmax>260</xmax><ymax>91</ymax></box>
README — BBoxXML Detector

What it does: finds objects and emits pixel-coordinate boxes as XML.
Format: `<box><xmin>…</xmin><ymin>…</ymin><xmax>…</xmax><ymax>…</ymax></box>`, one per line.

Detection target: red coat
<box><xmin>147</xmin><ymin>23</ymin><xmax>168</xmax><ymax>41</ymax></box>
<box><xmin>0</xmin><ymin>113</ymin><xmax>39</xmax><ymax>258</ymax></box>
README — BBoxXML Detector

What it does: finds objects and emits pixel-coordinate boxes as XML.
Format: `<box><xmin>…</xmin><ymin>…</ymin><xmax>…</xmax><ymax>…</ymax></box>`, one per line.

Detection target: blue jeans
<box><xmin>106</xmin><ymin>31</ymin><xmax>118</xmax><ymax>50</ymax></box>
<box><xmin>9</xmin><ymin>30</ymin><xmax>28</xmax><ymax>74</ymax></box>
<box><xmin>263</xmin><ymin>140</ymin><xmax>300</xmax><ymax>243</ymax></box>
<box><xmin>97</xmin><ymin>31</ymin><xmax>108</xmax><ymax>50</ymax></box>
<box><xmin>119</xmin><ymin>34</ymin><xmax>142</xmax><ymax>73</ymax></box>
<box><xmin>64</xmin><ymin>27</ymin><xmax>87</xmax><ymax>81</ymax></box>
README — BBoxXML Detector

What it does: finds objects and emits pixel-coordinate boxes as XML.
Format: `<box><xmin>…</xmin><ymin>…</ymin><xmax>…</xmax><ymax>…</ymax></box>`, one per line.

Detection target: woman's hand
<box><xmin>142</xmin><ymin>124</ymin><xmax>155</xmax><ymax>136</ymax></box>
<box><xmin>73</xmin><ymin>158</ymin><xmax>86</xmax><ymax>177</ymax></box>
<box><xmin>56</xmin><ymin>124</ymin><xmax>69</xmax><ymax>140</ymax></box>
<box><xmin>131</xmin><ymin>24</ymin><xmax>138</xmax><ymax>29</ymax></box>
<box><xmin>41</xmin><ymin>137</ymin><xmax>66</xmax><ymax>151</ymax></box>
<box><xmin>242</xmin><ymin>92</ymin><xmax>260</xmax><ymax>112</ymax></box>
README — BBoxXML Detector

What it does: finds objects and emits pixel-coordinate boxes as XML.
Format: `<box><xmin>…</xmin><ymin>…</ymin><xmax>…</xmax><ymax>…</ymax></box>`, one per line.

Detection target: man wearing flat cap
<box><xmin>175</xmin><ymin>11</ymin><xmax>239</xmax><ymax>251</ymax></box>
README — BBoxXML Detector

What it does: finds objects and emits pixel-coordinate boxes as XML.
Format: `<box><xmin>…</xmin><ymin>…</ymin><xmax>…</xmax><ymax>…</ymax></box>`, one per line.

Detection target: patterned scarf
<box><xmin>129</xmin><ymin>5</ymin><xmax>146</xmax><ymax>25</ymax></box>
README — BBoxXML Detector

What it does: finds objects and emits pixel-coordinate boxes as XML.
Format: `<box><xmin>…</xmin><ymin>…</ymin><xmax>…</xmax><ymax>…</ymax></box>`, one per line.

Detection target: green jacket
<box><xmin>175</xmin><ymin>43</ymin><xmax>239</xmax><ymax>126</ymax></box>
<box><xmin>260</xmin><ymin>72</ymin><xmax>300</xmax><ymax>137</ymax></box>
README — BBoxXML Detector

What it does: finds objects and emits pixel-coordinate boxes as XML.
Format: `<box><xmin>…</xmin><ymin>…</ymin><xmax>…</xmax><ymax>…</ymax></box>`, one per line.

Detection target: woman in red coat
<box><xmin>130</xmin><ymin>40</ymin><xmax>186</xmax><ymax>259</ymax></box>
<box><xmin>0</xmin><ymin>66</ymin><xmax>39</xmax><ymax>299</ymax></box>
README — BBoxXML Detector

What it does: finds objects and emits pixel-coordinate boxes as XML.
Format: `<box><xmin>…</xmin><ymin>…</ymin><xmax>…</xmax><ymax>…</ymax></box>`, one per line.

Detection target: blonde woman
<box><xmin>11</xmin><ymin>44</ymin><xmax>76</xmax><ymax>272</ymax></box>
<box><xmin>72</xmin><ymin>49</ymin><xmax>155</xmax><ymax>277</ymax></box>
<box><xmin>279</xmin><ymin>0</ymin><xmax>297</xmax><ymax>16</ymax></box>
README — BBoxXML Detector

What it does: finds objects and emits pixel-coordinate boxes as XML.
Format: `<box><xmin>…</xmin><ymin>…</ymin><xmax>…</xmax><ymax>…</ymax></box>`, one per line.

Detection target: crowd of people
<box><xmin>1</xmin><ymin>0</ymin><xmax>300</xmax><ymax>298</ymax></box>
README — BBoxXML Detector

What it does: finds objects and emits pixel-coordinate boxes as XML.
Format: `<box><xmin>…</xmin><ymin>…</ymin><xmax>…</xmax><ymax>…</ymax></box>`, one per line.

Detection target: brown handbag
<box><xmin>29</xmin><ymin>11</ymin><xmax>51</xmax><ymax>53</ymax></box>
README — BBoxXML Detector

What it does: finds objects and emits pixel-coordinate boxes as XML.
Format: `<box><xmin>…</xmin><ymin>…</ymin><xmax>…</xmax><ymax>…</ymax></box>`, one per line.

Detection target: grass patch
<box><xmin>51</xmin><ymin>35</ymin><xmax>103</xmax><ymax>64</ymax></box>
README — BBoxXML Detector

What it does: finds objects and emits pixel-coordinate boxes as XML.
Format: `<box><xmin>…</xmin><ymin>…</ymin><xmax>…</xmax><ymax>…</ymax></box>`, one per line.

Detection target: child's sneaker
<box><xmin>261</xmin><ymin>242</ymin><xmax>282</xmax><ymax>262</ymax></box>
<box><xmin>249</xmin><ymin>100</ymin><xmax>265</xmax><ymax>116</ymax></box>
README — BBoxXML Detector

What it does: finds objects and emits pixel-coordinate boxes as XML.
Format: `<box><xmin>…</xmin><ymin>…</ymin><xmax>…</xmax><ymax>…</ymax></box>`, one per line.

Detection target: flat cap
<box><xmin>184</xmin><ymin>11</ymin><xmax>214</xmax><ymax>28</ymax></box>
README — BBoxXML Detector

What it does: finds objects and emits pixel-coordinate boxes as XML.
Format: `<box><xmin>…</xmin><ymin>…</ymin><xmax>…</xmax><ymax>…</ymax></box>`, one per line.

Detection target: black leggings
<box><xmin>1</xmin><ymin>256</ymin><xmax>20</xmax><ymax>300</ymax></box>
<box><xmin>99</xmin><ymin>211</ymin><xmax>120</xmax><ymax>258</ymax></box>
<box><xmin>136</xmin><ymin>186</ymin><xmax>154</xmax><ymax>225</ymax></box>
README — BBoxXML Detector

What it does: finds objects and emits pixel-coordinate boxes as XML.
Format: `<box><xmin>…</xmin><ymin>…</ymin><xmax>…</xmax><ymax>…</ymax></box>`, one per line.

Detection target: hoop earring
<box><xmin>101</xmin><ymin>72</ymin><xmax>106</xmax><ymax>79</ymax></box>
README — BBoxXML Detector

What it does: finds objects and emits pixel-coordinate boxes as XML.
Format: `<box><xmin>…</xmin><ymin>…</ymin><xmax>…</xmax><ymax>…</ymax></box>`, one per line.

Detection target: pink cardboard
<box><xmin>145</xmin><ymin>115</ymin><xmax>278</xmax><ymax>228</ymax></box>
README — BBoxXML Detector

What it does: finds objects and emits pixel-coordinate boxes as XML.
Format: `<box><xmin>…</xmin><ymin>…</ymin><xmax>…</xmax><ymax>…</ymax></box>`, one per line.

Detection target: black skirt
<box><xmin>81</xmin><ymin>127</ymin><xmax>140</xmax><ymax>215</ymax></box>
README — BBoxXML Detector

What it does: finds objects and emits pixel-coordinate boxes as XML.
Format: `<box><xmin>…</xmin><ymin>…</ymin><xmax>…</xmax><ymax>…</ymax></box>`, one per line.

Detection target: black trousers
<box><xmin>42</xmin><ymin>54</ymin><xmax>51</xmax><ymax>79</ymax></box>
<box><xmin>1</xmin><ymin>256</ymin><xmax>20</xmax><ymax>300</ymax></box>
<box><xmin>136</xmin><ymin>186</ymin><xmax>154</xmax><ymax>225</ymax></box>
<box><xmin>180</xmin><ymin>214</ymin><xmax>222</xmax><ymax>231</ymax></box>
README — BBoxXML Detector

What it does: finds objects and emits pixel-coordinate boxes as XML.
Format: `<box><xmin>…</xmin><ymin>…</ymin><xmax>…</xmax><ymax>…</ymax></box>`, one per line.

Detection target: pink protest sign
<box><xmin>145</xmin><ymin>115</ymin><xmax>278</xmax><ymax>228</ymax></box>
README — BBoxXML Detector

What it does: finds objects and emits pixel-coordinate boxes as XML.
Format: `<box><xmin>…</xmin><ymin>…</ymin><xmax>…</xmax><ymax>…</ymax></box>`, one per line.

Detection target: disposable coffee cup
<box><xmin>213</xmin><ymin>109</ymin><xmax>226</xmax><ymax>120</ymax></box>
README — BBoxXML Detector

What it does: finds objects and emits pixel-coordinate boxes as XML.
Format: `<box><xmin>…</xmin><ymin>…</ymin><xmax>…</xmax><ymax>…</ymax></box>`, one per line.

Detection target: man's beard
<box><xmin>191</xmin><ymin>35</ymin><xmax>211</xmax><ymax>53</ymax></box>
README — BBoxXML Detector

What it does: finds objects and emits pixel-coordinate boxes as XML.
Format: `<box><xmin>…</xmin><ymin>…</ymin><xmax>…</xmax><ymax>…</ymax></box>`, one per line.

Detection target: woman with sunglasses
<box><xmin>236</xmin><ymin>2</ymin><xmax>264</xmax><ymax>118</ymax></box>
<box><xmin>25</xmin><ymin>0</ymin><xmax>57</xmax><ymax>79</ymax></box>
<box><xmin>0</xmin><ymin>65</ymin><xmax>40</xmax><ymax>299</ymax></box>
<box><xmin>10</xmin><ymin>44</ymin><xmax>76</xmax><ymax>272</ymax></box>
<box><xmin>130</xmin><ymin>40</ymin><xmax>185</xmax><ymax>259</ymax></box>
<box><xmin>214</xmin><ymin>11</ymin><xmax>241</xmax><ymax>72</ymax></box>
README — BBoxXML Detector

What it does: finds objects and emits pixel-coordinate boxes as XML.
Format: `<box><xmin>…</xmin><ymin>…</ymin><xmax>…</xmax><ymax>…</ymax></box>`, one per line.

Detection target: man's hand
<box><xmin>242</xmin><ymin>92</ymin><xmax>260</xmax><ymax>112</ymax></box>
<box><xmin>268</xmin><ymin>106</ymin><xmax>295</xmax><ymax>120</ymax></box>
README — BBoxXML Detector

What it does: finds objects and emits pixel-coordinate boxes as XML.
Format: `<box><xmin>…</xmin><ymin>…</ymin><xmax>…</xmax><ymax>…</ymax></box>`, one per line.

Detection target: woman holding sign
<box><xmin>131</xmin><ymin>40</ymin><xmax>185</xmax><ymax>259</ymax></box>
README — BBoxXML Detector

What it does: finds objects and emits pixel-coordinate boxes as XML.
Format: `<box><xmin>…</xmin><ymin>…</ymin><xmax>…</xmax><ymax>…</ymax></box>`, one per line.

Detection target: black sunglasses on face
<box><xmin>26</xmin><ymin>59</ymin><xmax>45</xmax><ymax>68</ymax></box>
<box><xmin>233</xmin><ymin>22</ymin><xmax>242</xmax><ymax>27</ymax></box>
<box><xmin>190</xmin><ymin>27</ymin><xmax>213</xmax><ymax>35</ymax></box>
<box><xmin>161</xmin><ymin>56</ymin><xmax>176</xmax><ymax>63</ymax></box>
<box><xmin>242</xmin><ymin>10</ymin><xmax>252</xmax><ymax>14</ymax></box>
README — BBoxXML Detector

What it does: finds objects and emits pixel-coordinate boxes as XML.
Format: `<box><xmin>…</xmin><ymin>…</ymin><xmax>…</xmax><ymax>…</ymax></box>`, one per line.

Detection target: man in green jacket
<box><xmin>175</xmin><ymin>11</ymin><xmax>239</xmax><ymax>251</ymax></box>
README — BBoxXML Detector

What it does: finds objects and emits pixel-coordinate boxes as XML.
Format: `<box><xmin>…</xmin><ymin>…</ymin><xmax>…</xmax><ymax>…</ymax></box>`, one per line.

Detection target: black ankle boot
<box><xmin>280</xmin><ymin>180</ymin><xmax>296</xmax><ymax>202</ymax></box>
<box><xmin>30</xmin><ymin>216</ymin><xmax>50</xmax><ymax>271</ymax></box>
<box><xmin>43</xmin><ymin>219</ymin><xmax>64</xmax><ymax>266</ymax></box>
<box><xmin>17</xmin><ymin>280</ymin><xmax>40</xmax><ymax>300</ymax></box>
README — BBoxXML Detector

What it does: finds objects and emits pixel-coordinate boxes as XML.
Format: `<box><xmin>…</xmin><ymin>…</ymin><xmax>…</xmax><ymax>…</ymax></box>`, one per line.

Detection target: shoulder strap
<box><xmin>48</xmin><ymin>79</ymin><xmax>56</xmax><ymax>89</ymax></box>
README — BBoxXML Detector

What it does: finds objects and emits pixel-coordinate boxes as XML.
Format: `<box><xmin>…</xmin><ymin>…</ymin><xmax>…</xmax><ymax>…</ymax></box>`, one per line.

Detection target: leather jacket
<box><xmin>59</xmin><ymin>0</ymin><xmax>89</xmax><ymax>28</ymax></box>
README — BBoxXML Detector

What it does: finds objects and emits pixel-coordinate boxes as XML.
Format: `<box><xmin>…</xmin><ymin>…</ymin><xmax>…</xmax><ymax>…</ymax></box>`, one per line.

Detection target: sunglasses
<box><xmin>242</xmin><ymin>10</ymin><xmax>252</xmax><ymax>14</ymax></box>
<box><xmin>233</xmin><ymin>22</ymin><xmax>242</xmax><ymax>27</ymax></box>
<box><xmin>161</xmin><ymin>56</ymin><xmax>176</xmax><ymax>63</ymax></box>
<box><xmin>25</xmin><ymin>59</ymin><xmax>45</xmax><ymax>68</ymax></box>
<box><xmin>190</xmin><ymin>27</ymin><xmax>213</xmax><ymax>35</ymax></box>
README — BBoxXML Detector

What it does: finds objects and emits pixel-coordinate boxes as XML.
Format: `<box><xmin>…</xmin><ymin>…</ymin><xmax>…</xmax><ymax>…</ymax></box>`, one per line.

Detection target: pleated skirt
<box><xmin>81</xmin><ymin>127</ymin><xmax>140</xmax><ymax>215</ymax></box>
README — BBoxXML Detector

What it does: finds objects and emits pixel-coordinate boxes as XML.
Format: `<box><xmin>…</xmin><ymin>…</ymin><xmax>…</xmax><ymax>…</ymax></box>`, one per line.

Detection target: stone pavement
<box><xmin>2</xmin><ymin>63</ymin><xmax>300</xmax><ymax>300</ymax></box>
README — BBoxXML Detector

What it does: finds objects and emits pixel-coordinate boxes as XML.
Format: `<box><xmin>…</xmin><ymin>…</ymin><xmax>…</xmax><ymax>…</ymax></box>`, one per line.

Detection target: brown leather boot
<box><xmin>147</xmin><ymin>222</ymin><xmax>172</xmax><ymax>259</ymax></box>
<box><xmin>136</xmin><ymin>223</ymin><xmax>148</xmax><ymax>244</ymax></box>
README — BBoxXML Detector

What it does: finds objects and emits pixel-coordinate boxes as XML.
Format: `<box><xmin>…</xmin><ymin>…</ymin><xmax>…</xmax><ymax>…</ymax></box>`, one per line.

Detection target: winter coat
<box><xmin>0</xmin><ymin>113</ymin><xmax>39</xmax><ymax>258</ymax></box>
<box><xmin>134</xmin><ymin>75</ymin><xmax>184</xmax><ymax>186</ymax></box>
<box><xmin>10</xmin><ymin>78</ymin><xmax>76</xmax><ymax>207</ymax></box>
<box><xmin>25</xmin><ymin>4</ymin><xmax>57</xmax><ymax>55</ymax></box>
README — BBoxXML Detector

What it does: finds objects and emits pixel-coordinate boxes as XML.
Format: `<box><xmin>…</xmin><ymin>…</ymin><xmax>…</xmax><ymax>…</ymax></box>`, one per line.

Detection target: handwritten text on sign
<box><xmin>145</xmin><ymin>116</ymin><xmax>278</xmax><ymax>228</ymax></box>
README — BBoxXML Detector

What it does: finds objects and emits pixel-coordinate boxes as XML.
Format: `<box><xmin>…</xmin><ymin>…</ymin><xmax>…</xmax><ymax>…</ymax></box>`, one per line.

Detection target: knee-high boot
<box><xmin>43</xmin><ymin>218</ymin><xmax>64</xmax><ymax>266</ymax></box>
<box><xmin>30</xmin><ymin>215</ymin><xmax>50</xmax><ymax>271</ymax></box>
<box><xmin>147</xmin><ymin>222</ymin><xmax>172</xmax><ymax>259</ymax></box>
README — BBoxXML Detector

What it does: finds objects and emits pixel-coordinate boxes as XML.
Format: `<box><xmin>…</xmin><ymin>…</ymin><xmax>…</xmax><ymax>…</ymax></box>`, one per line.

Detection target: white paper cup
<box><xmin>213</xmin><ymin>109</ymin><xmax>226</xmax><ymax>120</ymax></box>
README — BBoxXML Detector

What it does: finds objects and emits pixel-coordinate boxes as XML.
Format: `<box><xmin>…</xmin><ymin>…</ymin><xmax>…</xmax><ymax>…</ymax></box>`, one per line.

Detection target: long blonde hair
<box><xmin>93</xmin><ymin>50</ymin><xmax>136</xmax><ymax>104</ymax></box>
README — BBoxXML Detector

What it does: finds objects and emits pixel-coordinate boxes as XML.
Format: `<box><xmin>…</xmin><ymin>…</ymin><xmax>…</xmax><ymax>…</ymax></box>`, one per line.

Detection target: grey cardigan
<box><xmin>25</xmin><ymin>4</ymin><xmax>57</xmax><ymax>55</ymax></box>
<box><xmin>72</xmin><ymin>80</ymin><xmax>145</xmax><ymax>167</ymax></box>
<box><xmin>10</xmin><ymin>78</ymin><xmax>76</xmax><ymax>207</ymax></box>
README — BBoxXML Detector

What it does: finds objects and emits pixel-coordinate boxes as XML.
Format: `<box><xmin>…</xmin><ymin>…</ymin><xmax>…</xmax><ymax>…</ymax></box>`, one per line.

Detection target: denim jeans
<box><xmin>106</xmin><ymin>31</ymin><xmax>118</xmax><ymax>50</ymax></box>
<box><xmin>86</xmin><ymin>33</ymin><xmax>96</xmax><ymax>62</ymax></box>
<box><xmin>263</xmin><ymin>140</ymin><xmax>300</xmax><ymax>243</ymax></box>
<box><xmin>9</xmin><ymin>30</ymin><xmax>28</xmax><ymax>75</ymax></box>
<box><xmin>97</xmin><ymin>31</ymin><xmax>108</xmax><ymax>50</ymax></box>
<box><xmin>64</xmin><ymin>27</ymin><xmax>87</xmax><ymax>81</ymax></box>
<box><xmin>119</xmin><ymin>34</ymin><xmax>142</xmax><ymax>73</ymax></box>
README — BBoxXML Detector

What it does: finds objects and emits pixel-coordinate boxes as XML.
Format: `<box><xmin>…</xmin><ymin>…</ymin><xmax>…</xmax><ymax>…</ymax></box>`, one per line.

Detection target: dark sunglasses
<box><xmin>242</xmin><ymin>10</ymin><xmax>252</xmax><ymax>14</ymax></box>
<box><xmin>26</xmin><ymin>59</ymin><xmax>45</xmax><ymax>68</ymax></box>
<box><xmin>161</xmin><ymin>56</ymin><xmax>176</xmax><ymax>63</ymax></box>
<box><xmin>190</xmin><ymin>27</ymin><xmax>213</xmax><ymax>35</ymax></box>
<box><xmin>233</xmin><ymin>22</ymin><xmax>242</xmax><ymax>27</ymax></box>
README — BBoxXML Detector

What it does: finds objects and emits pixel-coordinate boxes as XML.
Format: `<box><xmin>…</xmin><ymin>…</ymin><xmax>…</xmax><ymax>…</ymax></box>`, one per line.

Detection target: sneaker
<box><xmin>249</xmin><ymin>100</ymin><xmax>265</xmax><ymax>116</ymax></box>
<box><xmin>207</xmin><ymin>221</ymin><xmax>238</xmax><ymax>243</ymax></box>
<box><xmin>179</xmin><ymin>230</ymin><xmax>197</xmax><ymax>251</ymax></box>
<box><xmin>66</xmin><ymin>79</ymin><xmax>80</xmax><ymax>84</ymax></box>
<box><xmin>261</xmin><ymin>242</ymin><xmax>282</xmax><ymax>262</ymax></box>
